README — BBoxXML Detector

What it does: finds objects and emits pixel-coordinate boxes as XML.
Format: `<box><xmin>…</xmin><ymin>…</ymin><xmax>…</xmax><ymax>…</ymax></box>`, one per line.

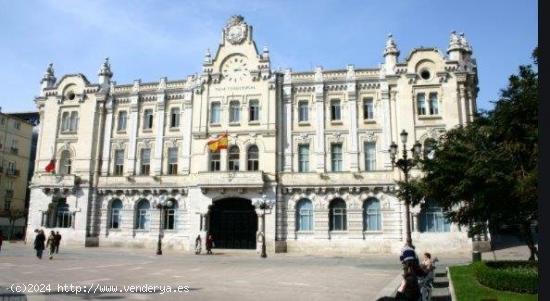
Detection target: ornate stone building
<box><xmin>26</xmin><ymin>16</ymin><xmax>481</xmax><ymax>254</ymax></box>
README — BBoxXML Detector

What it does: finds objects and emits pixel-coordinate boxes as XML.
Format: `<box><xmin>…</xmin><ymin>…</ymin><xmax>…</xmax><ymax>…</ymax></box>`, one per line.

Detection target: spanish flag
<box><xmin>207</xmin><ymin>133</ymin><xmax>228</xmax><ymax>152</ymax></box>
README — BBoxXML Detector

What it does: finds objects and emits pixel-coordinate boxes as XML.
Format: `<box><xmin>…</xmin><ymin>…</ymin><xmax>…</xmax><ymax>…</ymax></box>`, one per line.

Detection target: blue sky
<box><xmin>0</xmin><ymin>0</ymin><xmax>537</xmax><ymax>112</ymax></box>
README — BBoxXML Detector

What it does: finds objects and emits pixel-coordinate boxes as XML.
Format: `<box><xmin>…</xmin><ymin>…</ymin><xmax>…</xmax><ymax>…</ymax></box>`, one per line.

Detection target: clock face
<box><xmin>221</xmin><ymin>55</ymin><xmax>249</xmax><ymax>82</ymax></box>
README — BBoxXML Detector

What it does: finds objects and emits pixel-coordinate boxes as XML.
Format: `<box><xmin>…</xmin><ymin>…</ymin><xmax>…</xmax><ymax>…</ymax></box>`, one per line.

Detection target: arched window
<box><xmin>419</xmin><ymin>200</ymin><xmax>450</xmax><ymax>232</ymax></box>
<box><xmin>163</xmin><ymin>199</ymin><xmax>178</xmax><ymax>230</ymax></box>
<box><xmin>329</xmin><ymin>199</ymin><xmax>347</xmax><ymax>231</ymax></box>
<box><xmin>228</xmin><ymin>145</ymin><xmax>240</xmax><ymax>171</ymax></box>
<box><xmin>61</xmin><ymin>112</ymin><xmax>70</xmax><ymax>132</ymax></box>
<box><xmin>117</xmin><ymin>111</ymin><xmax>127</xmax><ymax>131</ymax></box>
<box><xmin>135</xmin><ymin>199</ymin><xmax>151</xmax><ymax>230</ymax></box>
<box><xmin>209</xmin><ymin>150</ymin><xmax>220</xmax><ymax>171</ymax></box>
<box><xmin>109</xmin><ymin>199</ymin><xmax>123</xmax><ymax>229</ymax></box>
<box><xmin>55</xmin><ymin>199</ymin><xmax>72</xmax><ymax>228</ymax></box>
<box><xmin>247</xmin><ymin>145</ymin><xmax>259</xmax><ymax>171</ymax></box>
<box><xmin>69</xmin><ymin>111</ymin><xmax>79</xmax><ymax>132</ymax></box>
<box><xmin>363</xmin><ymin>197</ymin><xmax>381</xmax><ymax>231</ymax></box>
<box><xmin>296</xmin><ymin>199</ymin><xmax>313</xmax><ymax>231</ymax></box>
<box><xmin>210</xmin><ymin>102</ymin><xmax>221</xmax><ymax>124</ymax></box>
<box><xmin>59</xmin><ymin>150</ymin><xmax>72</xmax><ymax>175</ymax></box>
<box><xmin>229</xmin><ymin>101</ymin><xmax>240</xmax><ymax>123</ymax></box>
<box><xmin>249</xmin><ymin>100</ymin><xmax>259</xmax><ymax>122</ymax></box>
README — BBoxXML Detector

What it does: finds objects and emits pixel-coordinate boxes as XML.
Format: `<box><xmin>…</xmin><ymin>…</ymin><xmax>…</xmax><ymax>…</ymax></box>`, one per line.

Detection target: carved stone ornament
<box><xmin>225</xmin><ymin>15</ymin><xmax>247</xmax><ymax>45</ymax></box>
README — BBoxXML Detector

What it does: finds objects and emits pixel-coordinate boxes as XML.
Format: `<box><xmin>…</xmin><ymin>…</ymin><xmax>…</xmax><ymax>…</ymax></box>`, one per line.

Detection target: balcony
<box><xmin>31</xmin><ymin>174</ymin><xmax>81</xmax><ymax>189</ymax></box>
<box><xmin>6</xmin><ymin>169</ymin><xmax>20</xmax><ymax>177</ymax></box>
<box><xmin>279</xmin><ymin>171</ymin><xmax>396</xmax><ymax>191</ymax></box>
<box><xmin>10</xmin><ymin>147</ymin><xmax>19</xmax><ymax>155</ymax></box>
<box><xmin>194</xmin><ymin>171</ymin><xmax>265</xmax><ymax>189</ymax></box>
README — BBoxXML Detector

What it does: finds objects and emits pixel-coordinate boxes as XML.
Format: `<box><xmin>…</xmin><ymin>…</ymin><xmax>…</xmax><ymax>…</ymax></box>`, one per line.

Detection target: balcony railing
<box><xmin>194</xmin><ymin>171</ymin><xmax>265</xmax><ymax>189</ymax></box>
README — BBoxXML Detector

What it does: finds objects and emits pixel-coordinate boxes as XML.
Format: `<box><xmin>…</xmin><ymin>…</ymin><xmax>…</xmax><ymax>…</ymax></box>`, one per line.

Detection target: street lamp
<box><xmin>155</xmin><ymin>196</ymin><xmax>173</xmax><ymax>255</ymax></box>
<box><xmin>389</xmin><ymin>130</ymin><xmax>422</xmax><ymax>246</ymax></box>
<box><xmin>253</xmin><ymin>194</ymin><xmax>274</xmax><ymax>258</ymax></box>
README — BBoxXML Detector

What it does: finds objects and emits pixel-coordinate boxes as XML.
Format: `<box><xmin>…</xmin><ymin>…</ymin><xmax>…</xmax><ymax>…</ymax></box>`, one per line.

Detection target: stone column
<box><xmin>181</xmin><ymin>95</ymin><xmax>193</xmax><ymax>174</ymax></box>
<box><xmin>390</xmin><ymin>90</ymin><xmax>398</xmax><ymax>151</ymax></box>
<box><xmin>458</xmin><ymin>84</ymin><xmax>467</xmax><ymax>126</ymax></box>
<box><xmin>153</xmin><ymin>93</ymin><xmax>165</xmax><ymax>176</ymax></box>
<box><xmin>126</xmin><ymin>98</ymin><xmax>139</xmax><ymax>176</ymax></box>
<box><xmin>314</xmin><ymin>84</ymin><xmax>325</xmax><ymax>172</ymax></box>
<box><xmin>100</xmin><ymin>99</ymin><xmax>114</xmax><ymax>175</ymax></box>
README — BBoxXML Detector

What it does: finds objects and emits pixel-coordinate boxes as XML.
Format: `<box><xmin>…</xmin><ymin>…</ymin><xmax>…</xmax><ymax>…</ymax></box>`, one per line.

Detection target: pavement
<box><xmin>0</xmin><ymin>242</ymin><xmax>466</xmax><ymax>301</ymax></box>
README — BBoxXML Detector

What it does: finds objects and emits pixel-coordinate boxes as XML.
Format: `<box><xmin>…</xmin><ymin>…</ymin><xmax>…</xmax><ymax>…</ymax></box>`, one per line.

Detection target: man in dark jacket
<box><xmin>34</xmin><ymin>230</ymin><xmax>46</xmax><ymax>259</ymax></box>
<box><xmin>54</xmin><ymin>232</ymin><xmax>62</xmax><ymax>254</ymax></box>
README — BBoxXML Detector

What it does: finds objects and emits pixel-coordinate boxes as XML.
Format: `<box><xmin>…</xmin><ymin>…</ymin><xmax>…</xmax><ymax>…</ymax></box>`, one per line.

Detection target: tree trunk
<box><xmin>521</xmin><ymin>222</ymin><xmax>538</xmax><ymax>261</ymax></box>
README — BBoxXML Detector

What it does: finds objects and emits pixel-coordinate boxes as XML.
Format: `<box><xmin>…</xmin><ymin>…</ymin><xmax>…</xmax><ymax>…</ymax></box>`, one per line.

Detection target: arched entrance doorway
<box><xmin>209</xmin><ymin>198</ymin><xmax>257</xmax><ymax>249</ymax></box>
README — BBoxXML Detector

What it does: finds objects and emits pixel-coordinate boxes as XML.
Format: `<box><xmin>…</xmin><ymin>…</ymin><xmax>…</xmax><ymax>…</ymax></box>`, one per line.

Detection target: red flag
<box><xmin>45</xmin><ymin>160</ymin><xmax>56</xmax><ymax>173</ymax></box>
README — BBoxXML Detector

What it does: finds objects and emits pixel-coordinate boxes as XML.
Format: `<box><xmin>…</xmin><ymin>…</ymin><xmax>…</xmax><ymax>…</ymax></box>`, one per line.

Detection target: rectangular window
<box><xmin>170</xmin><ymin>108</ymin><xmax>180</xmax><ymax>128</ymax></box>
<box><xmin>330</xmin><ymin>99</ymin><xmax>341</xmax><ymax>121</ymax></box>
<box><xmin>249</xmin><ymin>100</ymin><xmax>260</xmax><ymax>122</ymax></box>
<box><xmin>331</xmin><ymin>143</ymin><xmax>343</xmax><ymax>172</ymax></box>
<box><xmin>210</xmin><ymin>102</ymin><xmax>221</xmax><ymax>124</ymax></box>
<box><xmin>143</xmin><ymin>109</ymin><xmax>153</xmax><ymax>129</ymax></box>
<box><xmin>210</xmin><ymin>151</ymin><xmax>220</xmax><ymax>171</ymax></box>
<box><xmin>114</xmin><ymin>149</ymin><xmax>124</xmax><ymax>176</ymax></box>
<box><xmin>363</xmin><ymin>98</ymin><xmax>374</xmax><ymax>120</ymax></box>
<box><xmin>417</xmin><ymin>93</ymin><xmax>426</xmax><ymax>116</ymax></box>
<box><xmin>365</xmin><ymin>142</ymin><xmax>376</xmax><ymax>171</ymax></box>
<box><xmin>117</xmin><ymin>111</ymin><xmax>127</xmax><ymax>131</ymax></box>
<box><xmin>298</xmin><ymin>144</ymin><xmax>310</xmax><ymax>172</ymax></box>
<box><xmin>140</xmin><ymin>148</ymin><xmax>151</xmax><ymax>175</ymax></box>
<box><xmin>298</xmin><ymin>101</ymin><xmax>309</xmax><ymax>122</ymax></box>
<box><xmin>229</xmin><ymin>101</ymin><xmax>240</xmax><ymax>123</ymax></box>
<box><xmin>429</xmin><ymin>93</ymin><xmax>439</xmax><ymax>115</ymax></box>
<box><xmin>69</xmin><ymin>111</ymin><xmax>78</xmax><ymax>132</ymax></box>
<box><xmin>168</xmin><ymin>147</ymin><xmax>178</xmax><ymax>175</ymax></box>
<box><xmin>61</xmin><ymin>112</ymin><xmax>70</xmax><ymax>132</ymax></box>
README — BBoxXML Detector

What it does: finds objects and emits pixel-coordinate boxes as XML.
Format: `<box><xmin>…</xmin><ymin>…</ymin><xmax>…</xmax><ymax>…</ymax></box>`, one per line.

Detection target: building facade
<box><xmin>26</xmin><ymin>16</ymin><xmax>482</xmax><ymax>254</ymax></box>
<box><xmin>0</xmin><ymin>110</ymin><xmax>33</xmax><ymax>239</ymax></box>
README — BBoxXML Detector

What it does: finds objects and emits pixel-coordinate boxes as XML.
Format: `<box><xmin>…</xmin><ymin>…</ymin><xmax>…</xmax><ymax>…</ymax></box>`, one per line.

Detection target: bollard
<box><xmin>472</xmin><ymin>251</ymin><xmax>482</xmax><ymax>262</ymax></box>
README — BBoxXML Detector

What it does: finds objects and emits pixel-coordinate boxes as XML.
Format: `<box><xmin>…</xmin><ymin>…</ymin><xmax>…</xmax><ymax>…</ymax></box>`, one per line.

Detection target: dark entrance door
<box><xmin>209</xmin><ymin>198</ymin><xmax>258</xmax><ymax>249</ymax></box>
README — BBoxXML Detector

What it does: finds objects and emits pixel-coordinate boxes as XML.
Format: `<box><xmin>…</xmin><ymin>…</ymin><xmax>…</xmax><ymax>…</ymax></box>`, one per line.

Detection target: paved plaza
<box><xmin>0</xmin><ymin>242</ymin><xmax>470</xmax><ymax>301</ymax></box>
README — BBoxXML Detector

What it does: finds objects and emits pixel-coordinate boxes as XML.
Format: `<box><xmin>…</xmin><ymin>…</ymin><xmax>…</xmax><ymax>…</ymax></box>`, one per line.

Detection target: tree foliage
<box><xmin>415</xmin><ymin>48</ymin><xmax>538</xmax><ymax>259</ymax></box>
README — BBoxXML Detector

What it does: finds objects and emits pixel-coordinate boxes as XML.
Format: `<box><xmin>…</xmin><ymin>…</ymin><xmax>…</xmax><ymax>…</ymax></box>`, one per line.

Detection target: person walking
<box><xmin>54</xmin><ymin>232</ymin><xmax>62</xmax><ymax>254</ymax></box>
<box><xmin>195</xmin><ymin>235</ymin><xmax>202</xmax><ymax>255</ymax></box>
<box><xmin>395</xmin><ymin>265</ymin><xmax>421</xmax><ymax>300</ymax></box>
<box><xmin>0</xmin><ymin>230</ymin><xmax>4</xmax><ymax>253</ymax></box>
<box><xmin>46</xmin><ymin>231</ymin><xmax>56</xmax><ymax>260</ymax></box>
<box><xmin>34</xmin><ymin>230</ymin><xmax>46</xmax><ymax>259</ymax></box>
<box><xmin>206</xmin><ymin>234</ymin><xmax>214</xmax><ymax>255</ymax></box>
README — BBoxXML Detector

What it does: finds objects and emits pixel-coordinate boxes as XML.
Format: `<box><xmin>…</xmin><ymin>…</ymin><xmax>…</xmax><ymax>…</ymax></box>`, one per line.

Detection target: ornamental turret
<box><xmin>383</xmin><ymin>34</ymin><xmax>399</xmax><ymax>75</ymax></box>
<box><xmin>447</xmin><ymin>31</ymin><xmax>473</xmax><ymax>62</ymax></box>
<box><xmin>98</xmin><ymin>57</ymin><xmax>113</xmax><ymax>87</ymax></box>
<box><xmin>40</xmin><ymin>63</ymin><xmax>56</xmax><ymax>95</ymax></box>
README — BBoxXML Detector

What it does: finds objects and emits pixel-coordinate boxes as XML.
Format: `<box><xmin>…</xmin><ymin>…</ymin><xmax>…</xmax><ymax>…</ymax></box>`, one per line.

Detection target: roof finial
<box><xmin>384</xmin><ymin>33</ymin><xmax>399</xmax><ymax>56</ymax></box>
<box><xmin>41</xmin><ymin>62</ymin><xmax>56</xmax><ymax>84</ymax></box>
<box><xmin>459</xmin><ymin>32</ymin><xmax>472</xmax><ymax>53</ymax></box>
<box><xmin>98</xmin><ymin>57</ymin><xmax>113</xmax><ymax>77</ymax></box>
<box><xmin>204</xmin><ymin>48</ymin><xmax>212</xmax><ymax>64</ymax></box>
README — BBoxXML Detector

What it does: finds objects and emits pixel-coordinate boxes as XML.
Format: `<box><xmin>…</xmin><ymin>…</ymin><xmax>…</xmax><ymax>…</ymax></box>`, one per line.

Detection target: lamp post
<box><xmin>389</xmin><ymin>130</ymin><xmax>422</xmax><ymax>246</ymax></box>
<box><xmin>253</xmin><ymin>194</ymin><xmax>274</xmax><ymax>258</ymax></box>
<box><xmin>155</xmin><ymin>196</ymin><xmax>173</xmax><ymax>255</ymax></box>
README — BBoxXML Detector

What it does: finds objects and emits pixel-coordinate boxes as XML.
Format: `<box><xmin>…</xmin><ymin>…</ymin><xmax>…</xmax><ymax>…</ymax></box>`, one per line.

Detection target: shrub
<box><xmin>473</xmin><ymin>260</ymin><xmax>538</xmax><ymax>294</ymax></box>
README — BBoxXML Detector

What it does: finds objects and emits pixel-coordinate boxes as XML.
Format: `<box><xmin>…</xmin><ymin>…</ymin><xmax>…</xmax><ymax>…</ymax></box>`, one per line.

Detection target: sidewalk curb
<box><xmin>447</xmin><ymin>266</ymin><xmax>457</xmax><ymax>301</ymax></box>
<box><xmin>372</xmin><ymin>272</ymin><xmax>402</xmax><ymax>300</ymax></box>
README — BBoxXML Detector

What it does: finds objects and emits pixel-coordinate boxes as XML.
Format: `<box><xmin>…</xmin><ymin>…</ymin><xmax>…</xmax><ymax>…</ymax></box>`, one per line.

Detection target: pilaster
<box><xmin>283</xmin><ymin>85</ymin><xmax>293</xmax><ymax>172</ymax></box>
<box><xmin>101</xmin><ymin>99</ymin><xmax>114</xmax><ymax>175</ymax></box>
<box><xmin>347</xmin><ymin>66</ymin><xmax>359</xmax><ymax>172</ymax></box>
<box><xmin>181</xmin><ymin>95</ymin><xmax>193</xmax><ymax>174</ymax></box>
<box><xmin>126</xmin><ymin>95</ymin><xmax>139</xmax><ymax>176</ymax></box>
<box><xmin>314</xmin><ymin>84</ymin><xmax>325</xmax><ymax>172</ymax></box>
<box><xmin>153</xmin><ymin>92</ymin><xmax>166</xmax><ymax>176</ymax></box>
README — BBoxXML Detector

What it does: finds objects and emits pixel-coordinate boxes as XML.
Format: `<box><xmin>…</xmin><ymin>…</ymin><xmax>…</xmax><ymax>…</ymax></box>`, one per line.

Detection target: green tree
<box><xmin>416</xmin><ymin>48</ymin><xmax>538</xmax><ymax>260</ymax></box>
